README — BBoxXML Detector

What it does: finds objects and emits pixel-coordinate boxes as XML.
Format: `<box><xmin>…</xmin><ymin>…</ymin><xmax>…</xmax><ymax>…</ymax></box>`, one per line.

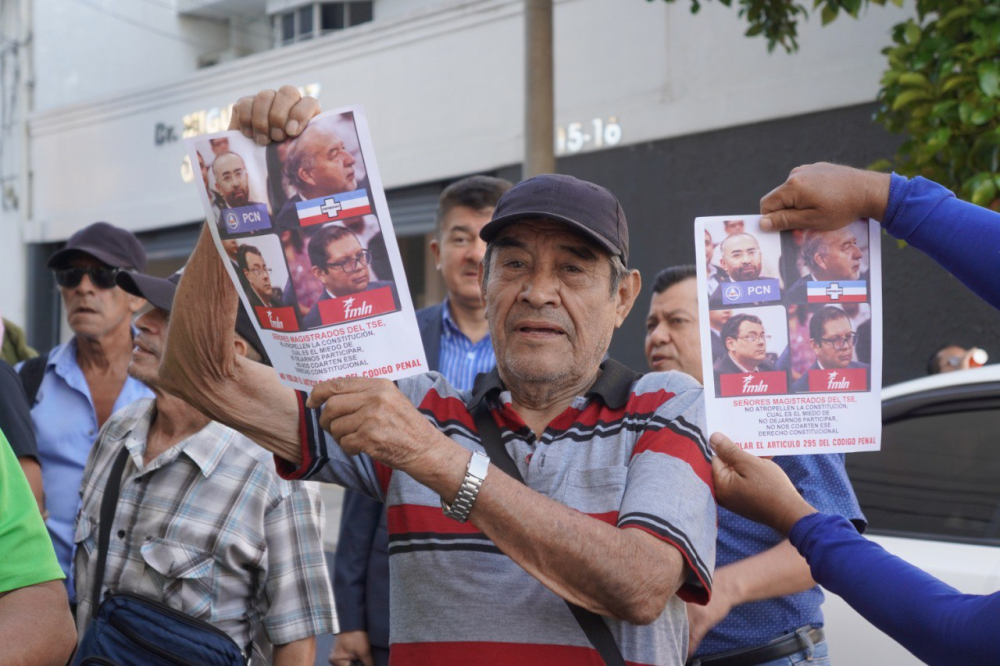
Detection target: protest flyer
<box><xmin>695</xmin><ymin>216</ymin><xmax>882</xmax><ymax>456</ymax></box>
<box><xmin>184</xmin><ymin>106</ymin><xmax>427</xmax><ymax>390</ymax></box>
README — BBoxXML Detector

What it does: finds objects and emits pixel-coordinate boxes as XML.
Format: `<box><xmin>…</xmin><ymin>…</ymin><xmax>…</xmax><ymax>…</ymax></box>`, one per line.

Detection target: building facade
<box><xmin>4</xmin><ymin>0</ymin><xmax>994</xmax><ymax>383</ymax></box>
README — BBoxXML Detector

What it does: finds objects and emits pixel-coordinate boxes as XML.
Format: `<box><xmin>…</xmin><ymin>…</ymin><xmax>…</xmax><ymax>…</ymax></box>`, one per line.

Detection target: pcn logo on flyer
<box><xmin>720</xmin><ymin>371</ymin><xmax>787</xmax><ymax>397</ymax></box>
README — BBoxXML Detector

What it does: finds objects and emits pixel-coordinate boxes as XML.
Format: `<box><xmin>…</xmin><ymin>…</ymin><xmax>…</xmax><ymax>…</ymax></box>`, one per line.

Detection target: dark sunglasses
<box><xmin>55</xmin><ymin>266</ymin><xmax>120</xmax><ymax>290</ymax></box>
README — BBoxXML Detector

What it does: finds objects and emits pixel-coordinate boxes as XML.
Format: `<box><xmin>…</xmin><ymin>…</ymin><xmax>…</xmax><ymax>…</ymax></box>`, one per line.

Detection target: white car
<box><xmin>823</xmin><ymin>366</ymin><xmax>1000</xmax><ymax>663</ymax></box>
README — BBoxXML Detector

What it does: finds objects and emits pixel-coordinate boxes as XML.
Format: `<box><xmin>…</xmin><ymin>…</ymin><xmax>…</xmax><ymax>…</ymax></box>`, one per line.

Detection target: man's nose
<box><xmin>345</xmin><ymin>151</ymin><xmax>356</xmax><ymax>166</ymax></box>
<box><xmin>649</xmin><ymin>323</ymin><xmax>670</xmax><ymax>345</ymax></box>
<box><xmin>468</xmin><ymin>237</ymin><xmax>487</xmax><ymax>263</ymax></box>
<box><xmin>519</xmin><ymin>270</ymin><xmax>561</xmax><ymax>308</ymax></box>
<box><xmin>76</xmin><ymin>273</ymin><xmax>98</xmax><ymax>293</ymax></box>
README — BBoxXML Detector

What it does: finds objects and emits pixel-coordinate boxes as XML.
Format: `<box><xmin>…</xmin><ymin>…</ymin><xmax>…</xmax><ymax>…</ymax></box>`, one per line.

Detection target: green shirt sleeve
<box><xmin>0</xmin><ymin>430</ymin><xmax>64</xmax><ymax>593</ymax></box>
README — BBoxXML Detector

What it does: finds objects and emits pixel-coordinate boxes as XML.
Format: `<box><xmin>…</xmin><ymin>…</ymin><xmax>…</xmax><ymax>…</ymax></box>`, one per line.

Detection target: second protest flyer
<box><xmin>184</xmin><ymin>105</ymin><xmax>427</xmax><ymax>390</ymax></box>
<box><xmin>695</xmin><ymin>216</ymin><xmax>882</xmax><ymax>455</ymax></box>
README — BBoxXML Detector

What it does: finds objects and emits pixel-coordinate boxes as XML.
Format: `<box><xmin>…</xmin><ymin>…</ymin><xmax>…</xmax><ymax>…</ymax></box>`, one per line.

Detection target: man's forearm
<box><xmin>714</xmin><ymin>540</ymin><xmax>814</xmax><ymax>606</ymax></box>
<box><xmin>0</xmin><ymin>581</ymin><xmax>76</xmax><ymax>665</ymax></box>
<box><xmin>273</xmin><ymin>636</ymin><xmax>315</xmax><ymax>666</ymax></box>
<box><xmin>161</xmin><ymin>222</ymin><xmax>302</xmax><ymax>461</ymax></box>
<box><xmin>161</xmin><ymin>222</ymin><xmax>240</xmax><ymax>402</ymax></box>
<box><xmin>407</xmin><ymin>437</ymin><xmax>685</xmax><ymax>624</ymax></box>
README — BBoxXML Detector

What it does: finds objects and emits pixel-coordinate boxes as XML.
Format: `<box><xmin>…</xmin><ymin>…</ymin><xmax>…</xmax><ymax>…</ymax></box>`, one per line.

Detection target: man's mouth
<box><xmin>73</xmin><ymin>306</ymin><xmax>98</xmax><ymax>315</ymax></box>
<box><xmin>513</xmin><ymin>321</ymin><xmax>567</xmax><ymax>338</ymax></box>
<box><xmin>650</xmin><ymin>353</ymin><xmax>674</xmax><ymax>368</ymax></box>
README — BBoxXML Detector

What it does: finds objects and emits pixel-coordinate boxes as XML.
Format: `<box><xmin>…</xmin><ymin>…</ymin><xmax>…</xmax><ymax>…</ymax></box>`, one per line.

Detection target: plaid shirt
<box><xmin>74</xmin><ymin>399</ymin><xmax>335</xmax><ymax>657</ymax></box>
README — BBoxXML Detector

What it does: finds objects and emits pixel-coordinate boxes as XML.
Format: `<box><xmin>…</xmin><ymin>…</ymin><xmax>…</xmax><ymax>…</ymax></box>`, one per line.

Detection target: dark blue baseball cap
<box><xmin>479</xmin><ymin>174</ymin><xmax>629</xmax><ymax>265</ymax></box>
<box><xmin>47</xmin><ymin>221</ymin><xmax>147</xmax><ymax>271</ymax></box>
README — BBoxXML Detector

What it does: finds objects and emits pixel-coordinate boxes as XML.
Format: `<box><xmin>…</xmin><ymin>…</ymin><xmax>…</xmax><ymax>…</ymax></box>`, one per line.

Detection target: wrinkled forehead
<box><xmin>739</xmin><ymin>320</ymin><xmax>764</xmax><ymax>335</ymax></box>
<box><xmin>491</xmin><ymin>217</ymin><xmax>608</xmax><ymax>259</ymax></box>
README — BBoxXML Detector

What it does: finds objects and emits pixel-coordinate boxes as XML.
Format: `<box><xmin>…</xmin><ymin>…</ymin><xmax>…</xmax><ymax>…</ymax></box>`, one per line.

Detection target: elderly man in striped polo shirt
<box><xmin>163</xmin><ymin>87</ymin><xmax>716</xmax><ymax>665</ymax></box>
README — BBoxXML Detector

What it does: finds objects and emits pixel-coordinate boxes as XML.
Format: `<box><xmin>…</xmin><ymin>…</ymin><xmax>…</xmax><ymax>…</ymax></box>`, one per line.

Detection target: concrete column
<box><xmin>524</xmin><ymin>0</ymin><xmax>554</xmax><ymax>178</ymax></box>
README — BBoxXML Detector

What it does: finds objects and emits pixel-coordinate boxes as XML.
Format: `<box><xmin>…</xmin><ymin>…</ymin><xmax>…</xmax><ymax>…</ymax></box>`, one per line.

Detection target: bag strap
<box><xmin>17</xmin><ymin>352</ymin><xmax>49</xmax><ymax>407</ymax></box>
<box><xmin>91</xmin><ymin>446</ymin><xmax>131</xmax><ymax>619</ymax></box>
<box><xmin>470</xmin><ymin>400</ymin><xmax>627</xmax><ymax>666</ymax></box>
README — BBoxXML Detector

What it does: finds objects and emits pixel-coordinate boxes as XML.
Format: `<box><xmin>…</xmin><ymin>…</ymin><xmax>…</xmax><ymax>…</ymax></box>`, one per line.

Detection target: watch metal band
<box><xmin>441</xmin><ymin>451</ymin><xmax>490</xmax><ymax>523</ymax></box>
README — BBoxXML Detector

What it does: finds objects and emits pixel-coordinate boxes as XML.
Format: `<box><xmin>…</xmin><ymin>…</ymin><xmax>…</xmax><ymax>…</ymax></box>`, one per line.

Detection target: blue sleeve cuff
<box><xmin>882</xmin><ymin>172</ymin><xmax>909</xmax><ymax>231</ymax></box>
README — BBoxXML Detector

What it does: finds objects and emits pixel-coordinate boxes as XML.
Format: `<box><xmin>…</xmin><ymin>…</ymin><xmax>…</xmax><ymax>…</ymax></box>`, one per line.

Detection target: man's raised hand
<box><xmin>306</xmin><ymin>376</ymin><xmax>444</xmax><ymax>470</ymax></box>
<box><xmin>710</xmin><ymin>433</ymin><xmax>817</xmax><ymax>536</ymax></box>
<box><xmin>228</xmin><ymin>85</ymin><xmax>322</xmax><ymax>145</ymax></box>
<box><xmin>759</xmin><ymin>162</ymin><xmax>891</xmax><ymax>233</ymax></box>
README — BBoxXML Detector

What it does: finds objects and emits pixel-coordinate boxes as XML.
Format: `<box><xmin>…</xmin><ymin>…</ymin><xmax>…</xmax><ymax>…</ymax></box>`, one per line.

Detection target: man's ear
<box><xmin>233</xmin><ymin>335</ymin><xmax>249</xmax><ymax>359</ymax></box>
<box><xmin>298</xmin><ymin>166</ymin><xmax>317</xmax><ymax>189</ymax></box>
<box><xmin>813</xmin><ymin>251</ymin><xmax>828</xmax><ymax>272</ymax></box>
<box><xmin>430</xmin><ymin>237</ymin><xmax>442</xmax><ymax>270</ymax></box>
<box><xmin>808</xmin><ymin>339</ymin><xmax>821</xmax><ymax>356</ymax></box>
<box><xmin>614</xmin><ymin>270</ymin><xmax>642</xmax><ymax>328</ymax></box>
<box><xmin>725</xmin><ymin>337</ymin><xmax>736</xmax><ymax>352</ymax></box>
<box><xmin>126</xmin><ymin>295</ymin><xmax>147</xmax><ymax>315</ymax></box>
<box><xmin>310</xmin><ymin>265</ymin><xmax>324</xmax><ymax>281</ymax></box>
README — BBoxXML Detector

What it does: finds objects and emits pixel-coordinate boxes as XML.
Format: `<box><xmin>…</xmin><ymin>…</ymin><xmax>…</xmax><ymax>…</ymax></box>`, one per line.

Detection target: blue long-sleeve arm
<box><xmin>883</xmin><ymin>174</ymin><xmax>1000</xmax><ymax>311</ymax></box>
<box><xmin>789</xmin><ymin>512</ymin><xmax>1000</xmax><ymax>665</ymax></box>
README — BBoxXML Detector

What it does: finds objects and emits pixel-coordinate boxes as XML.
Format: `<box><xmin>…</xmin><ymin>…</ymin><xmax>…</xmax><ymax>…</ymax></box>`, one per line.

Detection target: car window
<box><xmin>847</xmin><ymin>408</ymin><xmax>1000</xmax><ymax>544</ymax></box>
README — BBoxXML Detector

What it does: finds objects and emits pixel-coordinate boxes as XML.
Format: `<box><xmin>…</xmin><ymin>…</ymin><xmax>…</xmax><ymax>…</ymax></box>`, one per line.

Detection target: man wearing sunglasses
<box><xmin>19</xmin><ymin>221</ymin><xmax>153</xmax><ymax>609</ymax></box>
<box><xmin>792</xmin><ymin>306</ymin><xmax>870</xmax><ymax>392</ymax></box>
<box><xmin>302</xmin><ymin>224</ymin><xmax>398</xmax><ymax>329</ymax></box>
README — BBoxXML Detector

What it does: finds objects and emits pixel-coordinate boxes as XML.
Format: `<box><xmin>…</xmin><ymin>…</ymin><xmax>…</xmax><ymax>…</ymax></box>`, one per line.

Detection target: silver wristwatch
<box><xmin>441</xmin><ymin>451</ymin><xmax>490</xmax><ymax>523</ymax></box>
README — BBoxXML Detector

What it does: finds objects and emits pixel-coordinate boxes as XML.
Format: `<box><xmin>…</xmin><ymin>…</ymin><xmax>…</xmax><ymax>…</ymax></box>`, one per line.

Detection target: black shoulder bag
<box><xmin>471</xmin><ymin>401</ymin><xmax>627</xmax><ymax>666</ymax></box>
<box><xmin>73</xmin><ymin>447</ymin><xmax>247</xmax><ymax>666</ymax></box>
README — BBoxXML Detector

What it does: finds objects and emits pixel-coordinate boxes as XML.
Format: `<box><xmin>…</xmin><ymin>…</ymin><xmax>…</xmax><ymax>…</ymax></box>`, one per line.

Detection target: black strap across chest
<box><xmin>91</xmin><ymin>446</ymin><xmax>131</xmax><ymax>619</ymax></box>
<box><xmin>470</xmin><ymin>400</ymin><xmax>627</xmax><ymax>666</ymax></box>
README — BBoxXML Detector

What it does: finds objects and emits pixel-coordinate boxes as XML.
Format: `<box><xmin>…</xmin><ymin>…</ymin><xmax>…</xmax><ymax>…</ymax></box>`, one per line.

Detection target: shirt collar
<box><xmin>106</xmin><ymin>402</ymin><xmax>233</xmax><ymax>478</ymax></box>
<box><xmin>467</xmin><ymin>358</ymin><xmax>639</xmax><ymax>410</ymax></box>
<box><xmin>50</xmin><ymin>337</ymin><xmax>78</xmax><ymax>374</ymax></box>
<box><xmin>440</xmin><ymin>298</ymin><xmax>461</xmax><ymax>338</ymax></box>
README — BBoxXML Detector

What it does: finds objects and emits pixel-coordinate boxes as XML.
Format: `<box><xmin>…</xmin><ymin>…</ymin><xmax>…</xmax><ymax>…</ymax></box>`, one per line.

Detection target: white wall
<box><xmin>25</xmin><ymin>0</ymin><xmax>914</xmax><ymax>245</ymax></box>
<box><xmin>0</xmin><ymin>0</ymin><xmax>31</xmax><ymax>326</ymax></box>
<box><xmin>33</xmin><ymin>0</ymin><xmax>232</xmax><ymax>111</ymax></box>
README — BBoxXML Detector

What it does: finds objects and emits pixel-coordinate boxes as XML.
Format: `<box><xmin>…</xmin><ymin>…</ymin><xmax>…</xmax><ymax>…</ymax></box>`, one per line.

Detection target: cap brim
<box><xmin>47</xmin><ymin>245</ymin><xmax>132</xmax><ymax>270</ymax></box>
<box><xmin>479</xmin><ymin>211</ymin><xmax>621</xmax><ymax>261</ymax></box>
<box><xmin>115</xmin><ymin>272</ymin><xmax>177</xmax><ymax>312</ymax></box>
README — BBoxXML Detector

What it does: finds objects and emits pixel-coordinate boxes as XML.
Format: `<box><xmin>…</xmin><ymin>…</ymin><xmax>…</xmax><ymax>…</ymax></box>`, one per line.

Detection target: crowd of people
<box><xmin>1</xmin><ymin>85</ymin><xmax>998</xmax><ymax>666</ymax></box>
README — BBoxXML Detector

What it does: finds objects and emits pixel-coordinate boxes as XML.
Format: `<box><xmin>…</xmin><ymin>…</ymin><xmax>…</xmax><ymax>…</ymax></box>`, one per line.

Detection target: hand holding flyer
<box><xmin>184</xmin><ymin>106</ymin><xmax>427</xmax><ymax>390</ymax></box>
<box><xmin>696</xmin><ymin>216</ymin><xmax>882</xmax><ymax>455</ymax></box>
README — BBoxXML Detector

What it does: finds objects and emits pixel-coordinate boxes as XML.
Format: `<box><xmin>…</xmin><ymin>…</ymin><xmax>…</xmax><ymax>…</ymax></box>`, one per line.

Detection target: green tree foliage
<box><xmin>874</xmin><ymin>1</ymin><xmax>1000</xmax><ymax>208</ymax></box>
<box><xmin>647</xmin><ymin>0</ymin><xmax>900</xmax><ymax>54</ymax></box>
<box><xmin>649</xmin><ymin>0</ymin><xmax>1000</xmax><ymax>207</ymax></box>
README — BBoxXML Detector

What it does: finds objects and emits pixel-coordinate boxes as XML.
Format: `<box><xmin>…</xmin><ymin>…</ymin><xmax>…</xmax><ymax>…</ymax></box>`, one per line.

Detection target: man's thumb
<box><xmin>760</xmin><ymin>210</ymin><xmax>804</xmax><ymax>232</ymax></box>
<box><xmin>709</xmin><ymin>432</ymin><xmax>739</xmax><ymax>461</ymax></box>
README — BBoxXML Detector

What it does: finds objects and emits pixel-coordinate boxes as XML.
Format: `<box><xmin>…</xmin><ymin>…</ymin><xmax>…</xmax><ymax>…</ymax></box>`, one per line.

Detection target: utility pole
<box><xmin>523</xmin><ymin>0</ymin><xmax>554</xmax><ymax>178</ymax></box>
